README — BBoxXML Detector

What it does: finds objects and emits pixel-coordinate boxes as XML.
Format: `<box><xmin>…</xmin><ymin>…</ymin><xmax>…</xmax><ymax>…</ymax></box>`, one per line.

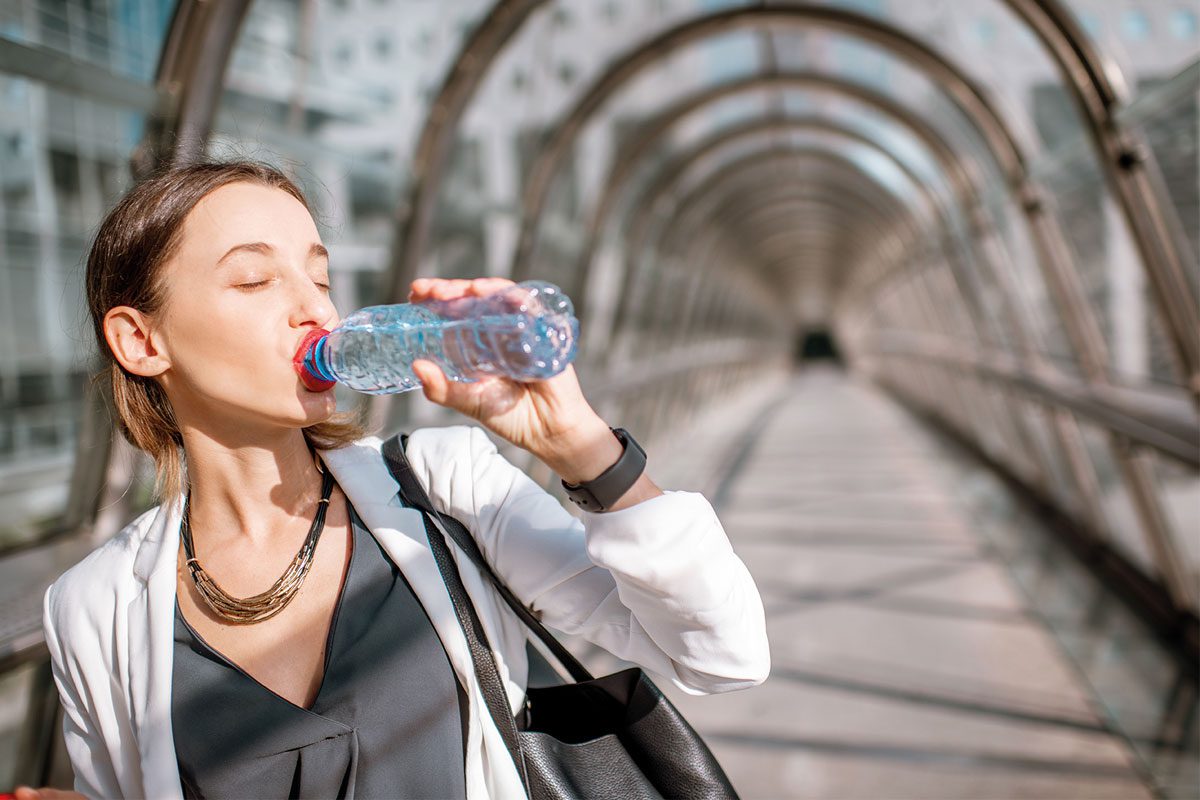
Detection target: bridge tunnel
<box><xmin>0</xmin><ymin>1</ymin><xmax>1197</xmax><ymax>796</ymax></box>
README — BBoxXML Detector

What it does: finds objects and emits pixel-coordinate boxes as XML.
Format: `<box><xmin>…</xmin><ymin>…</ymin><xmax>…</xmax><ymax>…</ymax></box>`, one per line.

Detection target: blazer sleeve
<box><xmin>42</xmin><ymin>578</ymin><xmax>128</xmax><ymax>800</ymax></box>
<box><xmin>406</xmin><ymin>425</ymin><xmax>770</xmax><ymax>695</ymax></box>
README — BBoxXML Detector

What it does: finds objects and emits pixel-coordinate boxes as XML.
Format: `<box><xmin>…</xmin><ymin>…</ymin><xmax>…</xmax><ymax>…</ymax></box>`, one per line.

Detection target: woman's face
<box><xmin>148</xmin><ymin>182</ymin><xmax>340</xmax><ymax>437</ymax></box>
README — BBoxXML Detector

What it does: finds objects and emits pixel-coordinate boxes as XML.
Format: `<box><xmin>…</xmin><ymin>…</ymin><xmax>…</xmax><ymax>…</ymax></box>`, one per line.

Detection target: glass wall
<box><xmin>0</xmin><ymin>0</ymin><xmax>173</xmax><ymax>555</ymax></box>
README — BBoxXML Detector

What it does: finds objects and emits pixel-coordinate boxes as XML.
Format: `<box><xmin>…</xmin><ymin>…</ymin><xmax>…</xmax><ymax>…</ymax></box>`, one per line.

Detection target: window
<box><xmin>1120</xmin><ymin>10</ymin><xmax>1151</xmax><ymax>41</ymax></box>
<box><xmin>1169</xmin><ymin>8</ymin><xmax>1198</xmax><ymax>40</ymax></box>
<box><xmin>1076</xmin><ymin>11</ymin><xmax>1101</xmax><ymax>38</ymax></box>
<box><xmin>975</xmin><ymin>18</ymin><xmax>996</xmax><ymax>45</ymax></box>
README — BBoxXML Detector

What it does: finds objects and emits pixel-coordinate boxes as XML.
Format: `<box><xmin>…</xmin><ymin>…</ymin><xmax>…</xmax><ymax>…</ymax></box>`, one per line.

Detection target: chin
<box><xmin>297</xmin><ymin>386</ymin><xmax>338</xmax><ymax>417</ymax></box>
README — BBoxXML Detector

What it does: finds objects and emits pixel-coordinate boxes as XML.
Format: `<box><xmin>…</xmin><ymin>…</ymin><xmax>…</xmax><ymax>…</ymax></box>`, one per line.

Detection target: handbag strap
<box><xmin>382</xmin><ymin>432</ymin><xmax>593</xmax><ymax>683</ymax></box>
<box><xmin>380</xmin><ymin>433</ymin><xmax>530</xmax><ymax>793</ymax></box>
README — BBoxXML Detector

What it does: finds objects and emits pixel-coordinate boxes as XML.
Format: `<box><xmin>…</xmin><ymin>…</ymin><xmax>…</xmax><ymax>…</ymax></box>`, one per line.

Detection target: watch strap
<box><xmin>561</xmin><ymin>427</ymin><xmax>646</xmax><ymax>512</ymax></box>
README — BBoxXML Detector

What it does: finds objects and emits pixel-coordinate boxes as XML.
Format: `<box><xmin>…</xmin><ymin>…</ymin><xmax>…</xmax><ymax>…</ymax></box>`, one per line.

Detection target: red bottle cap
<box><xmin>294</xmin><ymin>328</ymin><xmax>336</xmax><ymax>392</ymax></box>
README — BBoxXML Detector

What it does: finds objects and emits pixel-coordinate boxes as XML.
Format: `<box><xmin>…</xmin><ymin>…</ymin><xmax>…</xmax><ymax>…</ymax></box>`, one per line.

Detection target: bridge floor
<box><xmin>639</xmin><ymin>366</ymin><xmax>1194</xmax><ymax>799</ymax></box>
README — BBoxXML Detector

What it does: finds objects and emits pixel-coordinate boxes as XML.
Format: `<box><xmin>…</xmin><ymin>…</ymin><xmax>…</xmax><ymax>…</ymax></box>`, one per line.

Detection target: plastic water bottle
<box><xmin>294</xmin><ymin>280</ymin><xmax>579</xmax><ymax>395</ymax></box>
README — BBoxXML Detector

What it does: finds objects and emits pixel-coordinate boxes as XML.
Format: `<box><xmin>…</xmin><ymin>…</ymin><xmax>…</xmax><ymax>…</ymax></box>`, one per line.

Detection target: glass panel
<box><xmin>1118</xmin><ymin>62</ymin><xmax>1199</xmax><ymax>304</ymax></box>
<box><xmin>1061</xmin><ymin>1</ymin><xmax>1200</xmax><ymax>92</ymax></box>
<box><xmin>1155</xmin><ymin>454</ymin><xmax>1200</xmax><ymax>592</ymax></box>
<box><xmin>1034</xmin><ymin>136</ymin><xmax>1188</xmax><ymax>391</ymax></box>
<box><xmin>1077</xmin><ymin>421</ymin><xmax>1157</xmax><ymax>576</ymax></box>
<box><xmin>0</xmin><ymin>0</ymin><xmax>173</xmax><ymax>82</ymax></box>
<box><xmin>0</xmin><ymin>29</ymin><xmax>164</xmax><ymax>554</ymax></box>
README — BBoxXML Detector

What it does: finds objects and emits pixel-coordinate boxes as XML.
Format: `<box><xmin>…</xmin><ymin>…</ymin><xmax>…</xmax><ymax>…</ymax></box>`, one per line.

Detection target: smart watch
<box><xmin>561</xmin><ymin>427</ymin><xmax>647</xmax><ymax>512</ymax></box>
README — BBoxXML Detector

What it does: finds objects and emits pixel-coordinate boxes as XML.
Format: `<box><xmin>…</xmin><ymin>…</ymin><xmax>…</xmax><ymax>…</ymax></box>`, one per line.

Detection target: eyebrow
<box><xmin>216</xmin><ymin>241</ymin><xmax>329</xmax><ymax>266</ymax></box>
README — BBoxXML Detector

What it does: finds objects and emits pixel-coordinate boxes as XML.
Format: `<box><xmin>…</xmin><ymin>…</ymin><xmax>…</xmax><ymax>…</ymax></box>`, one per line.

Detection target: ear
<box><xmin>103</xmin><ymin>305</ymin><xmax>169</xmax><ymax>378</ymax></box>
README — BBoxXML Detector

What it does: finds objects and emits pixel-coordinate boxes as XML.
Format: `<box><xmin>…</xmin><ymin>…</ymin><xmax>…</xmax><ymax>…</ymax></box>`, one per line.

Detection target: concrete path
<box><xmin>649</xmin><ymin>367</ymin><xmax>1154</xmax><ymax>799</ymax></box>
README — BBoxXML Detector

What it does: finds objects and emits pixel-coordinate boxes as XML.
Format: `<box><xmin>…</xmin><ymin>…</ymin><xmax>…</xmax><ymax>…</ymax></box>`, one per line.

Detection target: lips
<box><xmin>294</xmin><ymin>328</ymin><xmax>336</xmax><ymax>391</ymax></box>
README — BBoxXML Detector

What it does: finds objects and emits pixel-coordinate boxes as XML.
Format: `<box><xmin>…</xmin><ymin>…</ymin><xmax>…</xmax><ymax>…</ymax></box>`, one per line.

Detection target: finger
<box><xmin>12</xmin><ymin>788</ymin><xmax>40</xmax><ymax>800</ymax></box>
<box><xmin>412</xmin><ymin>359</ymin><xmax>450</xmax><ymax>406</ymax></box>
<box><xmin>429</xmin><ymin>279</ymin><xmax>473</xmax><ymax>301</ymax></box>
<box><xmin>410</xmin><ymin>278</ymin><xmax>467</xmax><ymax>302</ymax></box>
<box><xmin>466</xmin><ymin>278</ymin><xmax>516</xmax><ymax>297</ymax></box>
<box><xmin>408</xmin><ymin>278</ymin><xmax>433</xmax><ymax>302</ymax></box>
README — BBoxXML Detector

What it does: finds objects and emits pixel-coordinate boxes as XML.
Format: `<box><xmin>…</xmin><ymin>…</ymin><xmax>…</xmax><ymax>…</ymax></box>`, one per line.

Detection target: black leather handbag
<box><xmin>382</xmin><ymin>433</ymin><xmax>739</xmax><ymax>800</ymax></box>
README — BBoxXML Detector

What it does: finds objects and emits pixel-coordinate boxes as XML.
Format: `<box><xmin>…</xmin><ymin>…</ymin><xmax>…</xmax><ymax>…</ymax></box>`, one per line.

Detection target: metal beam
<box><xmin>131</xmin><ymin>0</ymin><xmax>253</xmax><ymax>173</ymax></box>
<box><xmin>0</xmin><ymin>34</ymin><xmax>165</xmax><ymax>112</ymax></box>
<box><xmin>1009</xmin><ymin>0</ymin><xmax>1198</xmax><ymax>392</ymax></box>
<box><xmin>510</xmin><ymin>4</ymin><xmax>1030</xmax><ymax>280</ymax></box>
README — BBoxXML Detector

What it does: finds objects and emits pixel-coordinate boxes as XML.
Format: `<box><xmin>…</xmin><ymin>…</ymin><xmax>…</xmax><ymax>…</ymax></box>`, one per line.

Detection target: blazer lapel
<box><xmin>128</xmin><ymin>495</ymin><xmax>186</xmax><ymax>800</ymax></box>
<box><xmin>318</xmin><ymin>439</ymin><xmax>476</xmax><ymax>696</ymax></box>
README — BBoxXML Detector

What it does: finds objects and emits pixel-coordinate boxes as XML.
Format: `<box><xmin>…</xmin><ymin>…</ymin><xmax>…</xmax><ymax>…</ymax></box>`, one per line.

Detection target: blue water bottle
<box><xmin>294</xmin><ymin>280</ymin><xmax>579</xmax><ymax>395</ymax></box>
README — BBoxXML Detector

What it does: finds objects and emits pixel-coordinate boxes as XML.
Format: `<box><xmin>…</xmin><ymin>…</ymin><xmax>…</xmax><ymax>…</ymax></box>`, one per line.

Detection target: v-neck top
<box><xmin>171</xmin><ymin>497</ymin><xmax>468</xmax><ymax>799</ymax></box>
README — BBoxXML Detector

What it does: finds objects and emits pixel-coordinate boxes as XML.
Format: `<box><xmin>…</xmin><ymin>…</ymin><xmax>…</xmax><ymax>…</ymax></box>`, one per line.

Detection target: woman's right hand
<box><xmin>11</xmin><ymin>787</ymin><xmax>86</xmax><ymax>799</ymax></box>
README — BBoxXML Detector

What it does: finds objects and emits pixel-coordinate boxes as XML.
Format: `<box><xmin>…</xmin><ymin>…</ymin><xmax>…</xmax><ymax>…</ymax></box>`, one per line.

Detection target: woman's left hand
<box><xmin>407</xmin><ymin>278</ymin><xmax>611</xmax><ymax>476</ymax></box>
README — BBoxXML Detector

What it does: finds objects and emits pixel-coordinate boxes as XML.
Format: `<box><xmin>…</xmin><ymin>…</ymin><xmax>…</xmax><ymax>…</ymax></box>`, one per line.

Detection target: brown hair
<box><xmin>85</xmin><ymin>160</ymin><xmax>372</xmax><ymax>505</ymax></box>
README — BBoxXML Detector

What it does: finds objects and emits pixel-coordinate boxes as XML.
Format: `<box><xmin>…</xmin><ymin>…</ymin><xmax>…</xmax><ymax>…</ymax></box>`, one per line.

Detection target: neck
<box><xmin>180</xmin><ymin>427</ymin><xmax>327</xmax><ymax>548</ymax></box>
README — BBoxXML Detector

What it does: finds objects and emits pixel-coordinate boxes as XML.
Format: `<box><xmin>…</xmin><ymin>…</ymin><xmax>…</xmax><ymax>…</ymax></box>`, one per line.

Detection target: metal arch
<box><xmin>689</xmin><ymin>195</ymin><xmax>895</xmax><ymax>294</ymax></box>
<box><xmin>649</xmin><ymin>143</ymin><xmax>1080</xmax><ymax>511</ymax></box>
<box><xmin>502</xmin><ymin>2</ymin><xmax>1194</xmax><ymax>394</ymax></box>
<box><xmin>571</xmin><ymin>71</ymin><xmax>973</xmax><ymax>302</ymax></box>
<box><xmin>631</xmin><ymin>189</ymin><xmax>891</xmax><ymax>380</ymax></box>
<box><xmin>713</xmin><ymin>195</ymin><xmax>892</xmax><ymax>255</ymax></box>
<box><xmin>619</xmin><ymin>148</ymin><xmax>921</xmax><ymax>352</ymax></box>
<box><xmin>616</xmin><ymin>151</ymin><xmax>916</xmax><ymax>346</ymax></box>
<box><xmin>1007</xmin><ymin>0</ymin><xmax>1198</xmax><ymax>390</ymax></box>
<box><xmin>1007</xmin><ymin>0</ymin><xmax>1127</xmax><ymax>113</ymax></box>
<box><xmin>130</xmin><ymin>0</ymin><xmax>254</xmax><ymax>175</ymax></box>
<box><xmin>678</xmin><ymin>185</ymin><xmax>909</xmax><ymax>275</ymax></box>
<box><xmin>613</xmin><ymin>115</ymin><xmax>943</xmax><ymax>269</ymax></box>
<box><xmin>628</xmin><ymin>154</ymin><xmax>907</xmax><ymax>343</ymax></box>
<box><xmin>651</xmin><ymin>150</ymin><xmax>918</xmax><ymax>280</ymax></box>
<box><xmin>510</xmin><ymin>3</ymin><xmax>1032</xmax><ymax>280</ymax></box>
<box><xmin>605</xmin><ymin>121</ymin><xmax>935</xmax><ymax>329</ymax></box>
<box><xmin>569</xmin><ymin>71</ymin><xmax>1003</xmax><ymax>364</ymax></box>
<box><xmin>503</xmin><ymin>1</ymin><xmax>1113</xmax><ymax>391</ymax></box>
<box><xmin>636</xmin><ymin>141</ymin><xmax>921</xmax><ymax>274</ymax></box>
<box><xmin>626</xmin><ymin>122</ymin><xmax>951</xmax><ymax>307</ymax></box>
<box><xmin>379</xmin><ymin>0</ymin><xmax>549</xmax><ymax>303</ymax></box>
<box><xmin>561</xmin><ymin>69</ymin><xmax>1025</xmax><ymax>367</ymax></box>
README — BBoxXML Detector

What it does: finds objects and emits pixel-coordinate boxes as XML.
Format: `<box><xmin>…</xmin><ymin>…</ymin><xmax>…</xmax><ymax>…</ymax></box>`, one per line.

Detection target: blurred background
<box><xmin>0</xmin><ymin>0</ymin><xmax>1196</xmax><ymax>797</ymax></box>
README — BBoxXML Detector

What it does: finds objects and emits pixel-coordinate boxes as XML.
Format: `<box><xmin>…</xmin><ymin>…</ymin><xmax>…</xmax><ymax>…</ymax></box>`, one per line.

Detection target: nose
<box><xmin>289</xmin><ymin>274</ymin><xmax>338</xmax><ymax>331</ymax></box>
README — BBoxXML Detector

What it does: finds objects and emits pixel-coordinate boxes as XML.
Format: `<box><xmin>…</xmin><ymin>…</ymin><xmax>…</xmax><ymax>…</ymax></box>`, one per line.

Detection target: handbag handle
<box><xmin>382</xmin><ymin>432</ymin><xmax>593</xmax><ymax>683</ymax></box>
<box><xmin>381</xmin><ymin>433</ymin><xmax>531</xmax><ymax>793</ymax></box>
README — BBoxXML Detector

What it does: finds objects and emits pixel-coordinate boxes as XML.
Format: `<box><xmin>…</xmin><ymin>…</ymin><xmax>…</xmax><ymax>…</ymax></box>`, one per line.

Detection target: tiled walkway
<box><xmin>649</xmin><ymin>367</ymin><xmax>1160</xmax><ymax>799</ymax></box>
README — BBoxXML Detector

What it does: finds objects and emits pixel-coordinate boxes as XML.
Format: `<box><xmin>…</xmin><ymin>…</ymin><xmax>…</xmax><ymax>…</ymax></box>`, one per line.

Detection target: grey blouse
<box><xmin>171</xmin><ymin>498</ymin><xmax>468</xmax><ymax>799</ymax></box>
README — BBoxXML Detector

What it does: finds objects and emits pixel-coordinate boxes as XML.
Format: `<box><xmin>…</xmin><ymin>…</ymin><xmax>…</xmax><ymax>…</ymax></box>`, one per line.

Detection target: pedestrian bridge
<box><xmin>0</xmin><ymin>1</ymin><xmax>1196</xmax><ymax>797</ymax></box>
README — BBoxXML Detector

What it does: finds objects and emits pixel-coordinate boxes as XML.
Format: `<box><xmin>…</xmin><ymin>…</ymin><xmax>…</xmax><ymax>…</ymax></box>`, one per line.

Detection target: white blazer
<box><xmin>43</xmin><ymin>425</ymin><xmax>770</xmax><ymax>799</ymax></box>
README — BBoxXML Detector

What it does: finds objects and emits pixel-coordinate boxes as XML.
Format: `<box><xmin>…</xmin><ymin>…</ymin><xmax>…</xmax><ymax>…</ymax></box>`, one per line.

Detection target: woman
<box><xmin>22</xmin><ymin>161</ymin><xmax>769</xmax><ymax>799</ymax></box>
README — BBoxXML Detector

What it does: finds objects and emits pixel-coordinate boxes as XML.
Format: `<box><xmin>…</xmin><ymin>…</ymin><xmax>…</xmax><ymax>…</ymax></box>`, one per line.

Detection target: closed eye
<box><xmin>236</xmin><ymin>280</ymin><xmax>331</xmax><ymax>291</ymax></box>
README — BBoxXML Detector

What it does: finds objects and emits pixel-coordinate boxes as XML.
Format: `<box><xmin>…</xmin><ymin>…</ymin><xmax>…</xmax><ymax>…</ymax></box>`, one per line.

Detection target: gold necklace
<box><xmin>181</xmin><ymin>460</ymin><xmax>335</xmax><ymax>625</ymax></box>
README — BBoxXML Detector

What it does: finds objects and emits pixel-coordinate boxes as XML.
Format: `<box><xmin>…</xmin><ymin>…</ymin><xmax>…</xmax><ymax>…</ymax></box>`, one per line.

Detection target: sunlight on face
<box><xmin>154</xmin><ymin>182</ymin><xmax>341</xmax><ymax>438</ymax></box>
